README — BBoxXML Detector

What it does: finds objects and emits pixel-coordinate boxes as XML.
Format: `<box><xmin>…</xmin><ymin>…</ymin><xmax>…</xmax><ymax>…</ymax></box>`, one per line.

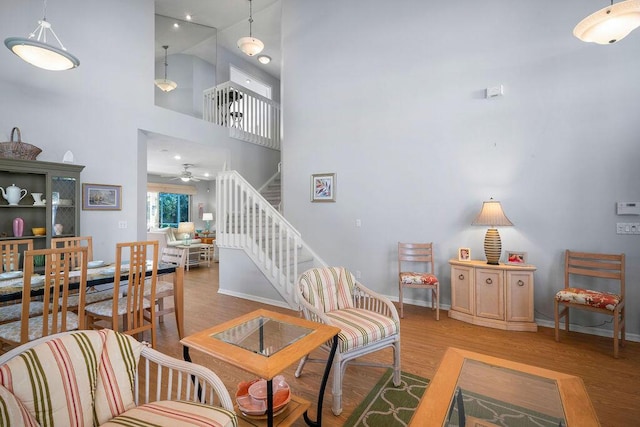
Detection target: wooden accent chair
<box><xmin>0</xmin><ymin>246</ymin><xmax>88</xmax><ymax>350</ymax></box>
<box><xmin>0</xmin><ymin>239</ymin><xmax>39</xmax><ymax>324</ymax></box>
<box><xmin>144</xmin><ymin>246</ymin><xmax>186</xmax><ymax>324</ymax></box>
<box><xmin>295</xmin><ymin>266</ymin><xmax>401</xmax><ymax>415</ymax></box>
<box><xmin>554</xmin><ymin>250</ymin><xmax>625</xmax><ymax>358</ymax></box>
<box><xmin>85</xmin><ymin>241</ymin><xmax>159</xmax><ymax>348</ymax></box>
<box><xmin>398</xmin><ymin>242</ymin><xmax>440</xmax><ymax>319</ymax></box>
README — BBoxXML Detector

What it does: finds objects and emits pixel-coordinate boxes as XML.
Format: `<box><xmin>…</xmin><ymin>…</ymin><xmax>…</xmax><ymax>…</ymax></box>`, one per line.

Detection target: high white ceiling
<box><xmin>148</xmin><ymin>0</ymin><xmax>281</xmax><ymax>181</ymax></box>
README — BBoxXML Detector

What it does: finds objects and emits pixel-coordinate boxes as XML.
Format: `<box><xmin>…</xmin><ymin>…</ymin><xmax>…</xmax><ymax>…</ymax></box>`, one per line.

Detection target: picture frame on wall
<box><xmin>311</xmin><ymin>173</ymin><xmax>336</xmax><ymax>202</ymax></box>
<box><xmin>458</xmin><ymin>247</ymin><xmax>471</xmax><ymax>261</ymax></box>
<box><xmin>506</xmin><ymin>250</ymin><xmax>527</xmax><ymax>265</ymax></box>
<box><xmin>82</xmin><ymin>183</ymin><xmax>122</xmax><ymax>210</ymax></box>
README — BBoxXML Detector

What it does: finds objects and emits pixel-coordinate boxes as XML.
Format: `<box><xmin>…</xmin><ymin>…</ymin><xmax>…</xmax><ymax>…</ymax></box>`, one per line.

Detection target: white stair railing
<box><xmin>217</xmin><ymin>171</ymin><xmax>324</xmax><ymax>308</ymax></box>
<box><xmin>203</xmin><ymin>82</ymin><xmax>281</xmax><ymax>150</ymax></box>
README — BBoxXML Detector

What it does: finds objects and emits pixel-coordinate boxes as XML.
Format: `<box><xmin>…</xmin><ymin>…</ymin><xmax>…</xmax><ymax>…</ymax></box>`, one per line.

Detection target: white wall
<box><xmin>280</xmin><ymin>1</ymin><xmax>640</xmax><ymax>337</ymax></box>
<box><xmin>0</xmin><ymin>0</ymin><xmax>280</xmax><ymax>261</ymax></box>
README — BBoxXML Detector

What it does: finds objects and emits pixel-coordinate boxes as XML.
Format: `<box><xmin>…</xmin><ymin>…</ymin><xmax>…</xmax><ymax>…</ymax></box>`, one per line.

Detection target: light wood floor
<box><xmin>154</xmin><ymin>263</ymin><xmax>640</xmax><ymax>427</ymax></box>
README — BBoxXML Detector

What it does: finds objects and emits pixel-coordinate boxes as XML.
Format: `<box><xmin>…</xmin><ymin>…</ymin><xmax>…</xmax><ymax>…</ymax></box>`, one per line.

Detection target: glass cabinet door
<box><xmin>51</xmin><ymin>176</ymin><xmax>78</xmax><ymax>238</ymax></box>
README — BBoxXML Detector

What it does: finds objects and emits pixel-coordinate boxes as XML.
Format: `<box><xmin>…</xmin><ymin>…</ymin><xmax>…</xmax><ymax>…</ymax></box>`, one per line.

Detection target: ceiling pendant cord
<box><xmin>163</xmin><ymin>45</ymin><xmax>169</xmax><ymax>81</ymax></box>
<box><xmin>237</xmin><ymin>0</ymin><xmax>264</xmax><ymax>56</ymax></box>
<box><xmin>248</xmin><ymin>0</ymin><xmax>254</xmax><ymax>38</ymax></box>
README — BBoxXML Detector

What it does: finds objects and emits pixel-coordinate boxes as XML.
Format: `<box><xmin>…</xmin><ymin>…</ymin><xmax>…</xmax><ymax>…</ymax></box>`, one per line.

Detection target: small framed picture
<box><xmin>458</xmin><ymin>247</ymin><xmax>471</xmax><ymax>261</ymax></box>
<box><xmin>311</xmin><ymin>173</ymin><xmax>336</xmax><ymax>202</ymax></box>
<box><xmin>506</xmin><ymin>250</ymin><xmax>527</xmax><ymax>265</ymax></box>
<box><xmin>82</xmin><ymin>183</ymin><xmax>122</xmax><ymax>210</ymax></box>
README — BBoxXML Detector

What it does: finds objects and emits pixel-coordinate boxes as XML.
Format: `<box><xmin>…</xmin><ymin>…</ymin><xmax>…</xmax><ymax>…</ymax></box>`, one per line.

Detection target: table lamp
<box><xmin>177</xmin><ymin>222</ymin><xmax>195</xmax><ymax>245</ymax></box>
<box><xmin>471</xmin><ymin>199</ymin><xmax>513</xmax><ymax>265</ymax></box>
<box><xmin>202</xmin><ymin>212</ymin><xmax>213</xmax><ymax>234</ymax></box>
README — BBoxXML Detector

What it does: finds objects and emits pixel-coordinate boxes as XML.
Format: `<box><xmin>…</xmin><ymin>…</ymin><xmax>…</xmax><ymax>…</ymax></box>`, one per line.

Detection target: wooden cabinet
<box><xmin>449</xmin><ymin>259</ymin><xmax>537</xmax><ymax>332</ymax></box>
<box><xmin>0</xmin><ymin>158</ymin><xmax>84</xmax><ymax>250</ymax></box>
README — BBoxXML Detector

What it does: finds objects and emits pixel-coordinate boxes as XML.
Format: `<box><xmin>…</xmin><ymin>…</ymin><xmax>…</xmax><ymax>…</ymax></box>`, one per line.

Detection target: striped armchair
<box><xmin>294</xmin><ymin>267</ymin><xmax>401</xmax><ymax>416</ymax></box>
<box><xmin>0</xmin><ymin>329</ymin><xmax>236</xmax><ymax>426</ymax></box>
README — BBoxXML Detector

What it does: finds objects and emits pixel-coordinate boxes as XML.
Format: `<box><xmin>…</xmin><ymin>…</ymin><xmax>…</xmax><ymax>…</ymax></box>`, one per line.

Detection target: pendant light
<box><xmin>155</xmin><ymin>45</ymin><xmax>177</xmax><ymax>92</ymax></box>
<box><xmin>237</xmin><ymin>0</ymin><xmax>264</xmax><ymax>56</ymax></box>
<box><xmin>574</xmin><ymin>0</ymin><xmax>640</xmax><ymax>44</ymax></box>
<box><xmin>4</xmin><ymin>0</ymin><xmax>80</xmax><ymax>71</ymax></box>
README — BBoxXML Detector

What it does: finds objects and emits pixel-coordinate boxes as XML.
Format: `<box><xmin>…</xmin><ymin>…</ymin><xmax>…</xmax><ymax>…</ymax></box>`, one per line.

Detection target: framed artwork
<box><xmin>311</xmin><ymin>173</ymin><xmax>336</xmax><ymax>202</ymax></box>
<box><xmin>458</xmin><ymin>248</ymin><xmax>471</xmax><ymax>261</ymax></box>
<box><xmin>506</xmin><ymin>250</ymin><xmax>527</xmax><ymax>265</ymax></box>
<box><xmin>82</xmin><ymin>183</ymin><xmax>122</xmax><ymax>210</ymax></box>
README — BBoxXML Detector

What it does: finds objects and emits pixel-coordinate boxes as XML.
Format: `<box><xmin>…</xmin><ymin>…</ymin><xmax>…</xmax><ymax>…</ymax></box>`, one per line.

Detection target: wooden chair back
<box><xmin>113</xmin><ymin>241</ymin><xmax>158</xmax><ymax>345</ymax></box>
<box><xmin>565</xmin><ymin>250</ymin><xmax>625</xmax><ymax>298</ymax></box>
<box><xmin>0</xmin><ymin>239</ymin><xmax>33</xmax><ymax>272</ymax></box>
<box><xmin>21</xmin><ymin>246</ymin><xmax>88</xmax><ymax>344</ymax></box>
<box><xmin>51</xmin><ymin>236</ymin><xmax>93</xmax><ymax>269</ymax></box>
<box><xmin>161</xmin><ymin>246</ymin><xmax>187</xmax><ymax>267</ymax></box>
<box><xmin>398</xmin><ymin>242</ymin><xmax>435</xmax><ymax>275</ymax></box>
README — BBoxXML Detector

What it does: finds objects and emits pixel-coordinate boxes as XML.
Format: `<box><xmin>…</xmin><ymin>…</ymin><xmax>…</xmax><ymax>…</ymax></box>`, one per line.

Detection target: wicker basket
<box><xmin>0</xmin><ymin>127</ymin><xmax>42</xmax><ymax>160</ymax></box>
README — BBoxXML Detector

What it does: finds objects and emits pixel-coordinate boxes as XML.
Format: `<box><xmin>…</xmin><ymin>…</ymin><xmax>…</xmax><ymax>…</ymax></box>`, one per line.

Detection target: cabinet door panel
<box><xmin>451</xmin><ymin>265</ymin><xmax>473</xmax><ymax>314</ymax></box>
<box><xmin>475</xmin><ymin>269</ymin><xmax>504</xmax><ymax>320</ymax></box>
<box><xmin>506</xmin><ymin>271</ymin><xmax>534</xmax><ymax>322</ymax></box>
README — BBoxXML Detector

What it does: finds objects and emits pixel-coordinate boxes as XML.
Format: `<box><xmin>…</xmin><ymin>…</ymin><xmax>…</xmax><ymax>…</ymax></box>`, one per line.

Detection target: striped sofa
<box><xmin>0</xmin><ymin>329</ymin><xmax>237</xmax><ymax>426</ymax></box>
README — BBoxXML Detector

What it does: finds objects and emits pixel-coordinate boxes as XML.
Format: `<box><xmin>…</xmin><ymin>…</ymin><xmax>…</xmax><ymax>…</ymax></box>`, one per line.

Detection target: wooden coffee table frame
<box><xmin>182</xmin><ymin>309</ymin><xmax>340</xmax><ymax>427</ymax></box>
<box><xmin>410</xmin><ymin>347</ymin><xmax>600</xmax><ymax>426</ymax></box>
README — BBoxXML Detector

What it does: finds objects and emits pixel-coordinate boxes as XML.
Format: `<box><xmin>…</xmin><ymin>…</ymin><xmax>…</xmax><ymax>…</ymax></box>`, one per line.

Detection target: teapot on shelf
<box><xmin>0</xmin><ymin>184</ymin><xmax>28</xmax><ymax>206</ymax></box>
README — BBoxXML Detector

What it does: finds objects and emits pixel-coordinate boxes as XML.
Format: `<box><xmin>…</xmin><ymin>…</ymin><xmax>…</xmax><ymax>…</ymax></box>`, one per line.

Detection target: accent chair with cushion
<box><xmin>0</xmin><ymin>329</ymin><xmax>237</xmax><ymax>426</ymax></box>
<box><xmin>295</xmin><ymin>266</ymin><xmax>401</xmax><ymax>416</ymax></box>
<box><xmin>398</xmin><ymin>242</ymin><xmax>440</xmax><ymax>319</ymax></box>
<box><xmin>554</xmin><ymin>250</ymin><xmax>626</xmax><ymax>358</ymax></box>
<box><xmin>147</xmin><ymin>227</ymin><xmax>201</xmax><ymax>252</ymax></box>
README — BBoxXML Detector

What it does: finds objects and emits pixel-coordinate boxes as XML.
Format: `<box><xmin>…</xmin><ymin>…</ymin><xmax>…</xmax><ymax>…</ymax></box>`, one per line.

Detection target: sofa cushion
<box><xmin>326</xmin><ymin>308</ymin><xmax>399</xmax><ymax>353</ymax></box>
<box><xmin>0</xmin><ymin>330</ymin><xmax>106</xmax><ymax>427</ymax></box>
<box><xmin>0</xmin><ymin>384</ymin><xmax>41</xmax><ymax>427</ymax></box>
<box><xmin>94</xmin><ymin>330</ymin><xmax>144</xmax><ymax>425</ymax></box>
<box><xmin>100</xmin><ymin>400</ymin><xmax>237</xmax><ymax>427</ymax></box>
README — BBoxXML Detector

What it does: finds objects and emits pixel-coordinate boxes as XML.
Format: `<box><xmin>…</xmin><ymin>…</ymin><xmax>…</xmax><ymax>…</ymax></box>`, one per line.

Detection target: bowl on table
<box><xmin>87</xmin><ymin>260</ymin><xmax>106</xmax><ymax>269</ymax></box>
<box><xmin>236</xmin><ymin>376</ymin><xmax>291</xmax><ymax>417</ymax></box>
<box><xmin>31</xmin><ymin>227</ymin><xmax>46</xmax><ymax>236</ymax></box>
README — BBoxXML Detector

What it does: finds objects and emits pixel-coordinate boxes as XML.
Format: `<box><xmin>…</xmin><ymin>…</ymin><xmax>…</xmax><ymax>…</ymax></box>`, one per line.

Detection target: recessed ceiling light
<box><xmin>185</xmin><ymin>14</ymin><xmax>192</xmax><ymax>21</ymax></box>
<box><xmin>204</xmin><ymin>172</ymin><xmax>210</xmax><ymax>177</ymax></box>
<box><xmin>173</xmin><ymin>22</ymin><xmax>180</xmax><ymax>29</ymax></box>
<box><xmin>174</xmin><ymin>155</ymin><xmax>181</xmax><ymax>160</ymax></box>
<box><xmin>257</xmin><ymin>55</ymin><xmax>271</xmax><ymax>65</ymax></box>
<box><xmin>246</xmin><ymin>79</ymin><xmax>251</xmax><ymax>84</ymax></box>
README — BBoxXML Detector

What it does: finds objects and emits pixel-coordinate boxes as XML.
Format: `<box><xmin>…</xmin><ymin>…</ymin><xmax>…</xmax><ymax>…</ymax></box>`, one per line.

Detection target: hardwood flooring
<box><xmin>154</xmin><ymin>263</ymin><xmax>639</xmax><ymax>426</ymax></box>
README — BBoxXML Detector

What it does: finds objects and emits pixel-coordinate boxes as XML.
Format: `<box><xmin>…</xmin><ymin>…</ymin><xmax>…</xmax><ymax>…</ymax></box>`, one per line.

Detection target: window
<box><xmin>147</xmin><ymin>183</ymin><xmax>197</xmax><ymax>230</ymax></box>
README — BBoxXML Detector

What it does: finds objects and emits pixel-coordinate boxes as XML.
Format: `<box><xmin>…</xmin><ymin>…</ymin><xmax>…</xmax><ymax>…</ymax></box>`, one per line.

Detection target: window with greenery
<box><xmin>147</xmin><ymin>192</ymin><xmax>191</xmax><ymax>229</ymax></box>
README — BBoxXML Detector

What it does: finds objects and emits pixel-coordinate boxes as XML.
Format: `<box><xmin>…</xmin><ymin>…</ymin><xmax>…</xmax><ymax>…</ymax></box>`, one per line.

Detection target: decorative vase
<box><xmin>54</xmin><ymin>224</ymin><xmax>64</xmax><ymax>236</ymax></box>
<box><xmin>13</xmin><ymin>218</ymin><xmax>24</xmax><ymax>237</ymax></box>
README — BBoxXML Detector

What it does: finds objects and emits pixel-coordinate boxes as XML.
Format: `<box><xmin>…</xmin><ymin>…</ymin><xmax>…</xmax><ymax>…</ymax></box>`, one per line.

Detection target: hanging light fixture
<box><xmin>155</xmin><ymin>45</ymin><xmax>177</xmax><ymax>92</ymax></box>
<box><xmin>237</xmin><ymin>0</ymin><xmax>264</xmax><ymax>56</ymax></box>
<box><xmin>4</xmin><ymin>0</ymin><xmax>79</xmax><ymax>71</ymax></box>
<box><xmin>574</xmin><ymin>0</ymin><xmax>640</xmax><ymax>44</ymax></box>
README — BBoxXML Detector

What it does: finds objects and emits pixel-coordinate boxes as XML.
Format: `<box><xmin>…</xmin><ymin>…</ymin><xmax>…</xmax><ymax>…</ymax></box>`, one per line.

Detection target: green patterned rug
<box><xmin>344</xmin><ymin>369</ymin><xmax>429</xmax><ymax>427</ymax></box>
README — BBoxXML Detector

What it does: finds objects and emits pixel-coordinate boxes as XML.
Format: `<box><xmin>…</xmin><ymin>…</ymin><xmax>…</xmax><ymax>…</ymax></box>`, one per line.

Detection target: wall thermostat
<box><xmin>617</xmin><ymin>202</ymin><xmax>640</xmax><ymax>215</ymax></box>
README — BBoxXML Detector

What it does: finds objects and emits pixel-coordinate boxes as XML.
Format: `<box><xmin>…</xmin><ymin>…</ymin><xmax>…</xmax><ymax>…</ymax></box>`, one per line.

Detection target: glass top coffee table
<box><xmin>182</xmin><ymin>309</ymin><xmax>340</xmax><ymax>427</ymax></box>
<box><xmin>410</xmin><ymin>347</ymin><xmax>600</xmax><ymax>427</ymax></box>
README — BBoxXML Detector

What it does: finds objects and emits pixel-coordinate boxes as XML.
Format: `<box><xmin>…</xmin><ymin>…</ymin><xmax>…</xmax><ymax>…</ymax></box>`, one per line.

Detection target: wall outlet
<box><xmin>355</xmin><ymin>270</ymin><xmax>362</xmax><ymax>279</ymax></box>
<box><xmin>616</xmin><ymin>222</ymin><xmax>640</xmax><ymax>234</ymax></box>
<box><xmin>118</xmin><ymin>221</ymin><xmax>127</xmax><ymax>229</ymax></box>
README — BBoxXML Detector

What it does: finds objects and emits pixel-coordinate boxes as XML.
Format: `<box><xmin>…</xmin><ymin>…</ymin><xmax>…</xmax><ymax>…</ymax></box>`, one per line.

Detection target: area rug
<box><xmin>344</xmin><ymin>369</ymin><xmax>430</xmax><ymax>427</ymax></box>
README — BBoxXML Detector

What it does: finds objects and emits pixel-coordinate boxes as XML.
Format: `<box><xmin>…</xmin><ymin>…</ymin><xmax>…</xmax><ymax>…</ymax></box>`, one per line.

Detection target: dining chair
<box><xmin>295</xmin><ymin>266</ymin><xmax>401</xmax><ymax>416</ymax></box>
<box><xmin>52</xmin><ymin>235</ymin><xmax>114</xmax><ymax>308</ymax></box>
<box><xmin>85</xmin><ymin>241</ymin><xmax>159</xmax><ymax>348</ymax></box>
<box><xmin>144</xmin><ymin>246</ymin><xmax>186</xmax><ymax>325</ymax></box>
<box><xmin>398</xmin><ymin>242</ymin><xmax>440</xmax><ymax>319</ymax></box>
<box><xmin>554</xmin><ymin>250</ymin><xmax>626</xmax><ymax>358</ymax></box>
<box><xmin>0</xmin><ymin>246</ymin><xmax>88</xmax><ymax>351</ymax></box>
<box><xmin>0</xmin><ymin>239</ymin><xmax>42</xmax><ymax>325</ymax></box>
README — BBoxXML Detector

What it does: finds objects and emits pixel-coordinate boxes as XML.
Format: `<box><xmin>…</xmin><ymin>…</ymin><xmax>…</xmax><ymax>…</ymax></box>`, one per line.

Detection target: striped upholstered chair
<box><xmin>294</xmin><ymin>266</ymin><xmax>401</xmax><ymax>416</ymax></box>
<box><xmin>0</xmin><ymin>329</ymin><xmax>237</xmax><ymax>426</ymax></box>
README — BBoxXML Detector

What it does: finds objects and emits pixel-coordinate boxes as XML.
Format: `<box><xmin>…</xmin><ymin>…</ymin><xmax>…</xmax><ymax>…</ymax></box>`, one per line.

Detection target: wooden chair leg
<box><xmin>435</xmin><ymin>286</ymin><xmax>439</xmax><ymax>321</ymax></box>
<box><xmin>554</xmin><ymin>300</ymin><xmax>560</xmax><ymax>342</ymax></box>
<box><xmin>399</xmin><ymin>285</ymin><xmax>404</xmax><ymax>318</ymax></box>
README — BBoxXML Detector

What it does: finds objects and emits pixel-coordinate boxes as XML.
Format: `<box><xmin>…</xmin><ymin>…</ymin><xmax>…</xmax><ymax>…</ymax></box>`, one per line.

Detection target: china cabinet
<box><xmin>449</xmin><ymin>259</ymin><xmax>537</xmax><ymax>332</ymax></box>
<box><xmin>0</xmin><ymin>158</ymin><xmax>84</xmax><ymax>250</ymax></box>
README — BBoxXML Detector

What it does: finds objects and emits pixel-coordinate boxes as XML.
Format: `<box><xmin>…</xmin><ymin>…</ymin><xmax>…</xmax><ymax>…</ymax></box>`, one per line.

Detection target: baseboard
<box><xmin>217</xmin><ymin>288</ymin><xmax>292</xmax><ymax>310</ymax></box>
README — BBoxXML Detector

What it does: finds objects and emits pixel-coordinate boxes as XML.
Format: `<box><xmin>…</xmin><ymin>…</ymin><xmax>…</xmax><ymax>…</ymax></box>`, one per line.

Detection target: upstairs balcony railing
<box><xmin>203</xmin><ymin>82</ymin><xmax>281</xmax><ymax>150</ymax></box>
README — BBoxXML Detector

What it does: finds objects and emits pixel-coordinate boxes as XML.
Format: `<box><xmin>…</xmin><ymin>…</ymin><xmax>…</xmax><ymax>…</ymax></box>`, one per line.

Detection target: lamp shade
<box><xmin>472</xmin><ymin>200</ymin><xmax>513</xmax><ymax>227</ymax></box>
<box><xmin>472</xmin><ymin>200</ymin><xmax>513</xmax><ymax>265</ymax></box>
<box><xmin>154</xmin><ymin>78</ymin><xmax>177</xmax><ymax>92</ymax></box>
<box><xmin>574</xmin><ymin>0</ymin><xmax>640</xmax><ymax>44</ymax></box>
<box><xmin>5</xmin><ymin>38</ymin><xmax>80</xmax><ymax>70</ymax></box>
<box><xmin>177</xmin><ymin>221</ymin><xmax>195</xmax><ymax>236</ymax></box>
<box><xmin>202</xmin><ymin>213</ymin><xmax>214</xmax><ymax>221</ymax></box>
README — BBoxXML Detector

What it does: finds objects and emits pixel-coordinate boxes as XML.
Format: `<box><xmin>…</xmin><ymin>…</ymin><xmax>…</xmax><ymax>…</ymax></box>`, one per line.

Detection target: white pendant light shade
<box><xmin>237</xmin><ymin>36</ymin><xmax>264</xmax><ymax>56</ymax></box>
<box><xmin>574</xmin><ymin>0</ymin><xmax>640</xmax><ymax>44</ymax></box>
<box><xmin>155</xmin><ymin>45</ymin><xmax>177</xmax><ymax>92</ymax></box>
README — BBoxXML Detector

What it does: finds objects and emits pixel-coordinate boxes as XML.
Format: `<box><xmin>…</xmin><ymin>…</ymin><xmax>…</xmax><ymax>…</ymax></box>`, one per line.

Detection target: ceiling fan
<box><xmin>162</xmin><ymin>164</ymin><xmax>200</xmax><ymax>182</ymax></box>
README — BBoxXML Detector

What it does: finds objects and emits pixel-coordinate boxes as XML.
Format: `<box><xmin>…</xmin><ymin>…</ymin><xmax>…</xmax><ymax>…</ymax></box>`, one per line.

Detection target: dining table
<box><xmin>0</xmin><ymin>260</ymin><xmax>186</xmax><ymax>339</ymax></box>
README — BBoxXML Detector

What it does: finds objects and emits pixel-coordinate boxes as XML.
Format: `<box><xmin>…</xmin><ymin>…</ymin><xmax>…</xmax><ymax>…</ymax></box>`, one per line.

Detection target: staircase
<box><xmin>216</xmin><ymin>171</ymin><xmax>325</xmax><ymax>309</ymax></box>
<box><xmin>258</xmin><ymin>172</ymin><xmax>281</xmax><ymax>211</ymax></box>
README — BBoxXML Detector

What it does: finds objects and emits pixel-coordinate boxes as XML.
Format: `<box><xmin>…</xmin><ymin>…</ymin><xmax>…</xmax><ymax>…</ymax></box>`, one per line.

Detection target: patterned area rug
<box><xmin>344</xmin><ymin>369</ymin><xmax>429</xmax><ymax>427</ymax></box>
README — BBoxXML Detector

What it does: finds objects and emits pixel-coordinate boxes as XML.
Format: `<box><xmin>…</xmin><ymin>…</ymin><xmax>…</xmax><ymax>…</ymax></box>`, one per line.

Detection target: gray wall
<box><xmin>280</xmin><ymin>1</ymin><xmax>640</xmax><ymax>337</ymax></box>
<box><xmin>0</xmin><ymin>0</ymin><xmax>279</xmax><ymax>261</ymax></box>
